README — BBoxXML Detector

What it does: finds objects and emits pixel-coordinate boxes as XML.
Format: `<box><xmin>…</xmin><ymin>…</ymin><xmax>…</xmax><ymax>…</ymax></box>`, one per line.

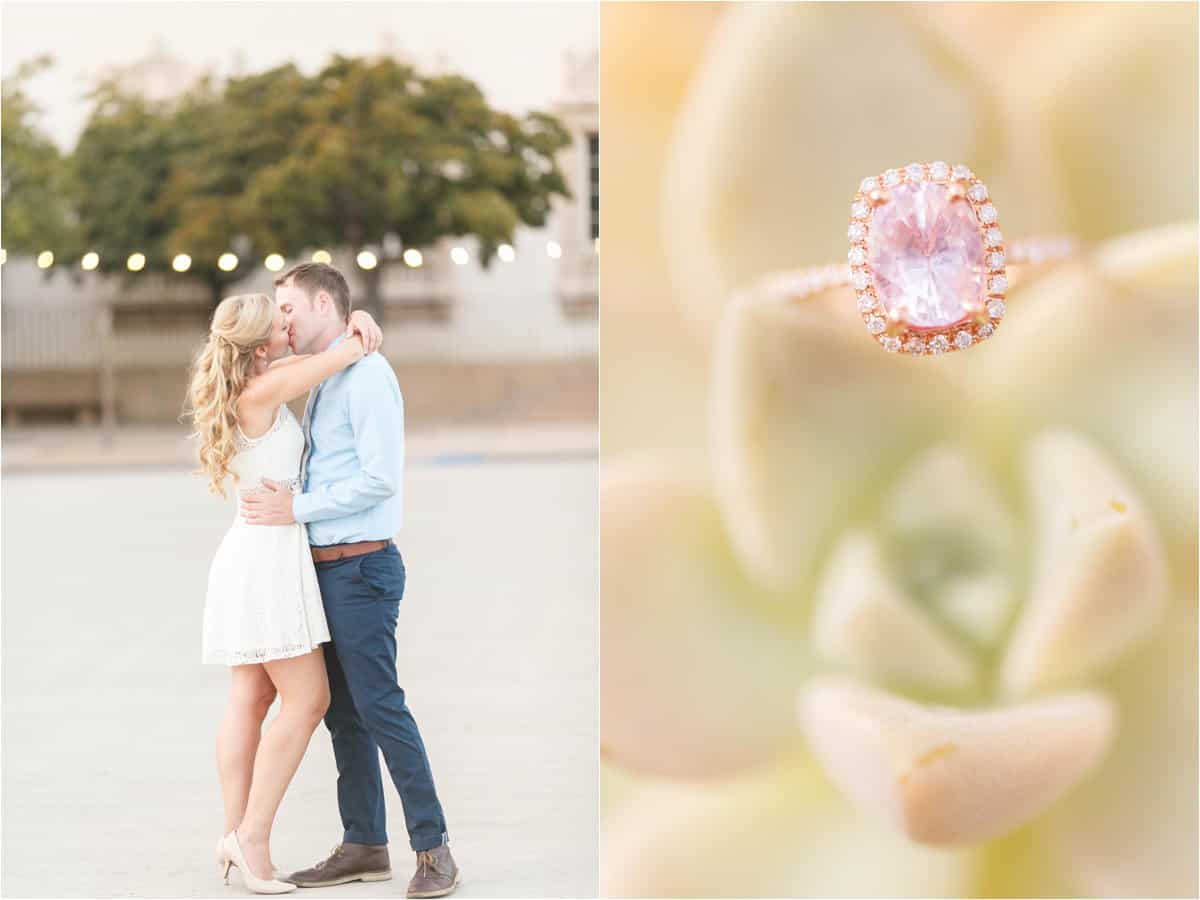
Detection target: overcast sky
<box><xmin>2</xmin><ymin>1</ymin><xmax>597</xmax><ymax>150</ymax></box>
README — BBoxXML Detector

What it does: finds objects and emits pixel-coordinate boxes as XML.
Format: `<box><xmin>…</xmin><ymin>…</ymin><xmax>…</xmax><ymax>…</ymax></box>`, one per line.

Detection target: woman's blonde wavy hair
<box><xmin>184</xmin><ymin>293</ymin><xmax>277</xmax><ymax>497</ymax></box>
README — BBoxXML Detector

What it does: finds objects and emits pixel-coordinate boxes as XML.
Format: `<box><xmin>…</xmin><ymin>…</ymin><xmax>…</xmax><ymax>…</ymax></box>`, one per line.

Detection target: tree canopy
<box><xmin>2</xmin><ymin>56</ymin><xmax>76</xmax><ymax>259</ymax></box>
<box><xmin>4</xmin><ymin>54</ymin><xmax>574</xmax><ymax>305</ymax></box>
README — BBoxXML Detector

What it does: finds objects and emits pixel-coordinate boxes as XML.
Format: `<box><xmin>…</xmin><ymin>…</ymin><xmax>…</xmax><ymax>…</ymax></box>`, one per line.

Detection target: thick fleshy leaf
<box><xmin>1015</xmin><ymin>4</ymin><xmax>1198</xmax><ymax>240</ymax></box>
<box><xmin>600</xmin><ymin>3</ymin><xmax>729</xmax><ymax>460</ymax></box>
<box><xmin>601</xmin><ymin>752</ymin><xmax>976</xmax><ymax>898</ymax></box>
<box><xmin>712</xmin><ymin>290</ymin><xmax>967</xmax><ymax>593</ymax></box>
<box><xmin>972</xmin><ymin>225</ymin><xmax>1197</xmax><ymax>550</ymax></box>
<box><xmin>661</xmin><ymin>3</ymin><xmax>992</xmax><ymax>331</ymax></box>
<box><xmin>797</xmin><ymin>677</ymin><xmax>1116</xmax><ymax>846</ymax></box>
<box><xmin>600</xmin><ymin>457</ymin><xmax>805</xmax><ymax>777</ymax></box>
<box><xmin>999</xmin><ymin>432</ymin><xmax>1168</xmax><ymax>697</ymax></box>
<box><xmin>811</xmin><ymin>531</ymin><xmax>977</xmax><ymax>694</ymax></box>
<box><xmin>600</xmin><ymin>759</ymin><xmax>643</xmax><ymax>819</ymax></box>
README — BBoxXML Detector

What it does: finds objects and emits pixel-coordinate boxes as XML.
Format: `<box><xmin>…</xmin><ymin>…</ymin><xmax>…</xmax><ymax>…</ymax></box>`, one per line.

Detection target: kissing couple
<box><xmin>186</xmin><ymin>262</ymin><xmax>460</xmax><ymax>897</ymax></box>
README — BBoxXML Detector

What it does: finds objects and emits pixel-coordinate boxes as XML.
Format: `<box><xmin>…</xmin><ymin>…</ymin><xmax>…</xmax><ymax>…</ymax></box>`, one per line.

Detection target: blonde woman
<box><xmin>186</xmin><ymin>293</ymin><xmax>382</xmax><ymax>894</ymax></box>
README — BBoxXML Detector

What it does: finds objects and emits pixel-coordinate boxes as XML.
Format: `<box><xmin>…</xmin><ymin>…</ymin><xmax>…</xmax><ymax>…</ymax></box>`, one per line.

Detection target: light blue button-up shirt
<box><xmin>292</xmin><ymin>333</ymin><xmax>404</xmax><ymax>545</ymax></box>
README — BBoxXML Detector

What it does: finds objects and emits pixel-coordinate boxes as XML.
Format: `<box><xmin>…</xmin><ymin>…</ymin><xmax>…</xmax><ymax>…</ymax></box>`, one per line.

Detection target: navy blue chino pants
<box><xmin>314</xmin><ymin>543</ymin><xmax>449</xmax><ymax>852</ymax></box>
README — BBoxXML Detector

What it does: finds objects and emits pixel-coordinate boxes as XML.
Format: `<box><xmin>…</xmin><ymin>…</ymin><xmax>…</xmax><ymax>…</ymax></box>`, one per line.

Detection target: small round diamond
<box><xmin>851</xmin><ymin>270</ymin><xmax>871</xmax><ymax>291</ymax></box>
<box><xmin>929</xmin><ymin>334</ymin><xmax>951</xmax><ymax>354</ymax></box>
<box><xmin>857</xmin><ymin>293</ymin><xmax>876</xmax><ymax>313</ymax></box>
<box><xmin>978</xmin><ymin>204</ymin><xmax>997</xmax><ymax>224</ymax></box>
<box><xmin>848</xmin><ymin>246</ymin><xmax>867</xmax><ymax>265</ymax></box>
<box><xmin>860</xmin><ymin>176</ymin><xmax>879</xmax><ymax>193</ymax></box>
<box><xmin>884</xmin><ymin>169</ymin><xmax>901</xmax><ymax>187</ymax></box>
<box><xmin>851</xmin><ymin>200</ymin><xmax>869</xmax><ymax>219</ymax></box>
<box><xmin>881</xmin><ymin>336</ymin><xmax>901</xmax><ymax>353</ymax></box>
<box><xmin>967</xmin><ymin>183</ymin><xmax>988</xmax><ymax>202</ymax></box>
<box><xmin>987</xmin><ymin>299</ymin><xmax>1007</xmax><ymax>319</ymax></box>
<box><xmin>978</xmin><ymin>323</ymin><xmax>995</xmax><ymax>338</ymax></box>
<box><xmin>848</xmin><ymin>222</ymin><xmax>866</xmax><ymax>241</ymax></box>
<box><xmin>904</xmin><ymin>336</ymin><xmax>925</xmax><ymax>354</ymax></box>
<box><xmin>989</xmin><ymin>275</ymin><xmax>1008</xmax><ymax>293</ymax></box>
<box><xmin>929</xmin><ymin>161</ymin><xmax>949</xmax><ymax>180</ymax></box>
<box><xmin>866</xmin><ymin>316</ymin><xmax>887</xmax><ymax>335</ymax></box>
<box><xmin>952</xmin><ymin>164</ymin><xmax>972</xmax><ymax>180</ymax></box>
<box><xmin>987</xmin><ymin>251</ymin><xmax>1006</xmax><ymax>269</ymax></box>
<box><xmin>985</xmin><ymin>228</ymin><xmax>1003</xmax><ymax>247</ymax></box>
<box><xmin>905</xmin><ymin>163</ymin><xmax>924</xmax><ymax>182</ymax></box>
<box><xmin>954</xmin><ymin>330</ymin><xmax>974</xmax><ymax>350</ymax></box>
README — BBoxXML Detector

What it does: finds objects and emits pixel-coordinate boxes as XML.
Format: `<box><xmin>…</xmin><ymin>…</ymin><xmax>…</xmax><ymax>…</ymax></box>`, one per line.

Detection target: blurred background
<box><xmin>2</xmin><ymin>4</ymin><xmax>597</xmax><ymax>898</ymax></box>
<box><xmin>600</xmin><ymin>3</ymin><xmax>1196</xmax><ymax>898</ymax></box>
<box><xmin>2</xmin><ymin>1</ymin><xmax>597</xmax><ymax>448</ymax></box>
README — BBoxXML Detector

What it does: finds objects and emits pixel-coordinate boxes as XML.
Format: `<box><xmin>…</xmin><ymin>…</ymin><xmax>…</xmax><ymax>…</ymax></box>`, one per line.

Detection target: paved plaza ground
<box><xmin>1</xmin><ymin>449</ymin><xmax>598</xmax><ymax>898</ymax></box>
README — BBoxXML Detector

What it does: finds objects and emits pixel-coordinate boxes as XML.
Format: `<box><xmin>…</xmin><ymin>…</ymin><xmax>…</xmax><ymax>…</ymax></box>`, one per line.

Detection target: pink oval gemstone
<box><xmin>866</xmin><ymin>183</ymin><xmax>986</xmax><ymax>329</ymax></box>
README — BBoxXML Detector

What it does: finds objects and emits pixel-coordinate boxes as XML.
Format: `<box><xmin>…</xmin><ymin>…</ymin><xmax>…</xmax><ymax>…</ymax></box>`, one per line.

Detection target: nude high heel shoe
<box><xmin>217</xmin><ymin>835</ymin><xmax>284</xmax><ymax>881</ymax></box>
<box><xmin>220</xmin><ymin>831</ymin><xmax>296</xmax><ymax>894</ymax></box>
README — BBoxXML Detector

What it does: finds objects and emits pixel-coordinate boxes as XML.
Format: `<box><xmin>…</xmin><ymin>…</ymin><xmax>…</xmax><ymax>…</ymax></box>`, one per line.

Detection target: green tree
<box><xmin>160</xmin><ymin>64</ymin><xmax>318</xmax><ymax>300</ymax></box>
<box><xmin>23</xmin><ymin>53</ymin><xmax>573</xmax><ymax>308</ymax></box>
<box><xmin>69</xmin><ymin>77</ymin><xmax>243</xmax><ymax>303</ymax></box>
<box><xmin>240</xmin><ymin>56</ymin><xmax>574</xmax><ymax>311</ymax></box>
<box><xmin>1</xmin><ymin>56</ymin><xmax>76</xmax><ymax>261</ymax></box>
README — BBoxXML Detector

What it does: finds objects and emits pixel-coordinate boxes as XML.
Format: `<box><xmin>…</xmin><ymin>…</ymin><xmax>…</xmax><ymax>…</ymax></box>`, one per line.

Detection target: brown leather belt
<box><xmin>311</xmin><ymin>539</ymin><xmax>391</xmax><ymax>564</ymax></box>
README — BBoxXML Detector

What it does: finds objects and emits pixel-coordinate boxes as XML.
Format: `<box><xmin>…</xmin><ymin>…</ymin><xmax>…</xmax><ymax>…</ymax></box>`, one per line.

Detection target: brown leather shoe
<box><xmin>406</xmin><ymin>844</ymin><xmax>460</xmax><ymax>898</ymax></box>
<box><xmin>284</xmin><ymin>842</ymin><xmax>391</xmax><ymax>888</ymax></box>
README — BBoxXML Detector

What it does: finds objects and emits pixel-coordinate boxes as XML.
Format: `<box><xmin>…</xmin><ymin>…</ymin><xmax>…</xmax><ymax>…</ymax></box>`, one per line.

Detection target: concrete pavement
<box><xmin>1</xmin><ymin>459</ymin><xmax>598</xmax><ymax>898</ymax></box>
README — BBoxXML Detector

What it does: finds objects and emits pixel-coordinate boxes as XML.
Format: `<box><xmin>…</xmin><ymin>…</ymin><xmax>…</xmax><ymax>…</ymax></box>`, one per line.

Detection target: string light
<box><xmin>12</xmin><ymin>238</ymin><xmax>568</xmax><ymax>277</ymax></box>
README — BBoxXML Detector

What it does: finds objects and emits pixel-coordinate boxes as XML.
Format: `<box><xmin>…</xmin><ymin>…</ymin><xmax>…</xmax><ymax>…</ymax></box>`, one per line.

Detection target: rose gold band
<box><xmin>751</xmin><ymin>235</ymin><xmax>1079</xmax><ymax>307</ymax></box>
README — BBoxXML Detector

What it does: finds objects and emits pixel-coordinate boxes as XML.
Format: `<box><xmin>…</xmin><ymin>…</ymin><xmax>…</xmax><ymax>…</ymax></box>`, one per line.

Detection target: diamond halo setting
<box><xmin>848</xmin><ymin>162</ymin><xmax>1007</xmax><ymax>356</ymax></box>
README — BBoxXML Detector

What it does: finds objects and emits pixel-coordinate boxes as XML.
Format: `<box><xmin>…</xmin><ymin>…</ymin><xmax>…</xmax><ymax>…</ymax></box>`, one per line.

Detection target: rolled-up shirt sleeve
<box><xmin>292</xmin><ymin>364</ymin><xmax>404</xmax><ymax>524</ymax></box>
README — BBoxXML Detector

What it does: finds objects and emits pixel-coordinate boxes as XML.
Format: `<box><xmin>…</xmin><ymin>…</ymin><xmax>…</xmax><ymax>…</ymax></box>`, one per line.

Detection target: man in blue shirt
<box><xmin>241</xmin><ymin>263</ymin><xmax>459</xmax><ymax>898</ymax></box>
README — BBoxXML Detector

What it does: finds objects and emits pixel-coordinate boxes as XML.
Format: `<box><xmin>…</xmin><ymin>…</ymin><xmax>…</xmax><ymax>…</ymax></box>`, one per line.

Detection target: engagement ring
<box><xmin>747</xmin><ymin>162</ymin><xmax>1078</xmax><ymax>355</ymax></box>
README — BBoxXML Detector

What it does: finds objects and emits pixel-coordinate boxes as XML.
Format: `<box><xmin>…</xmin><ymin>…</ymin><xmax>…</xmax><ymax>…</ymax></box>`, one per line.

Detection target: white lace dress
<box><xmin>201</xmin><ymin>403</ymin><xmax>330</xmax><ymax>666</ymax></box>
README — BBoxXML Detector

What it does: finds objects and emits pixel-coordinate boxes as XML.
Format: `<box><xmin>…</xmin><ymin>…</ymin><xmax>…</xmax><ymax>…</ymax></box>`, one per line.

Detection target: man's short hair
<box><xmin>274</xmin><ymin>262</ymin><xmax>351</xmax><ymax>321</ymax></box>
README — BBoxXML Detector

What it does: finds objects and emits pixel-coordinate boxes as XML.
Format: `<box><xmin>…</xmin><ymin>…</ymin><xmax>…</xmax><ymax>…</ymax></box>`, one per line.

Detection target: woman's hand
<box><xmin>346</xmin><ymin>309</ymin><xmax>383</xmax><ymax>354</ymax></box>
<box><xmin>341</xmin><ymin>332</ymin><xmax>367</xmax><ymax>363</ymax></box>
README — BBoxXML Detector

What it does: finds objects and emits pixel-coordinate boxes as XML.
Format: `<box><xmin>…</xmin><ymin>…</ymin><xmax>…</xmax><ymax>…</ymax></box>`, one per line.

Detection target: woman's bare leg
<box><xmin>217</xmin><ymin>664</ymin><xmax>277</xmax><ymax>835</ymax></box>
<box><xmin>237</xmin><ymin>648</ymin><xmax>331</xmax><ymax>879</ymax></box>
